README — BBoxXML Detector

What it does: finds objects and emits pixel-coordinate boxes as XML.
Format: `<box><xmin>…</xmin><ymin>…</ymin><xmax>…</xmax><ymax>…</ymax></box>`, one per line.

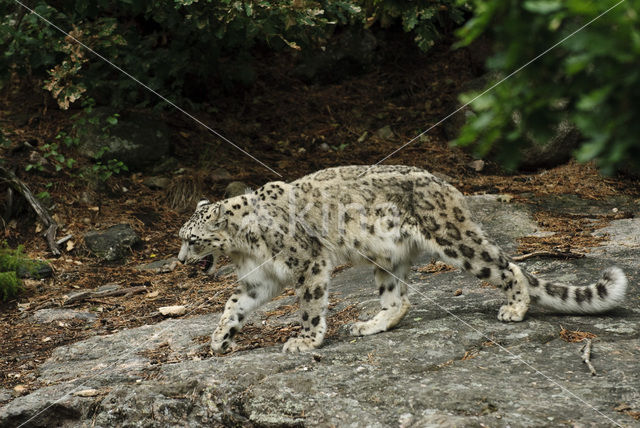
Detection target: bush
<box><xmin>453</xmin><ymin>0</ymin><xmax>640</xmax><ymax>174</ymax></box>
<box><xmin>1</xmin><ymin>1</ymin><xmax>467</xmax><ymax>110</ymax></box>
<box><xmin>1</xmin><ymin>1</ymin><xmax>363</xmax><ymax>109</ymax></box>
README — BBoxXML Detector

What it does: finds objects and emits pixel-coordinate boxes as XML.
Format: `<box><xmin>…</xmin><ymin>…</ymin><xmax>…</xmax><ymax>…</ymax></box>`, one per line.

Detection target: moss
<box><xmin>0</xmin><ymin>271</ymin><xmax>21</xmax><ymax>301</ymax></box>
<box><xmin>0</xmin><ymin>244</ymin><xmax>50</xmax><ymax>301</ymax></box>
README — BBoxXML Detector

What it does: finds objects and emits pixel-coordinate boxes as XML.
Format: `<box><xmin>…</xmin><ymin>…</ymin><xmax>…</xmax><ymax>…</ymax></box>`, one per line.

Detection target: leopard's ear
<box><xmin>197</xmin><ymin>199</ymin><xmax>211</xmax><ymax>209</ymax></box>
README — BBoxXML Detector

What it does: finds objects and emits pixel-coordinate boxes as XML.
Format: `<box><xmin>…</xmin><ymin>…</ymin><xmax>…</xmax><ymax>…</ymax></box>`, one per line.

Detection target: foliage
<box><xmin>0</xmin><ymin>244</ymin><xmax>50</xmax><ymax>301</ymax></box>
<box><xmin>453</xmin><ymin>0</ymin><xmax>640</xmax><ymax>174</ymax></box>
<box><xmin>365</xmin><ymin>0</ymin><xmax>468</xmax><ymax>51</ymax></box>
<box><xmin>25</xmin><ymin>99</ymin><xmax>127</xmax><ymax>182</ymax></box>
<box><xmin>1</xmin><ymin>1</ymin><xmax>467</xmax><ymax>110</ymax></box>
<box><xmin>0</xmin><ymin>271</ymin><xmax>21</xmax><ymax>302</ymax></box>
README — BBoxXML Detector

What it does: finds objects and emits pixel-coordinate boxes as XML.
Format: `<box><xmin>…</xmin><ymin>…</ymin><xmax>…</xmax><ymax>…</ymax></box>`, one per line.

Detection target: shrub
<box><xmin>453</xmin><ymin>0</ymin><xmax>640</xmax><ymax>174</ymax></box>
<box><xmin>1</xmin><ymin>1</ymin><xmax>468</xmax><ymax>110</ymax></box>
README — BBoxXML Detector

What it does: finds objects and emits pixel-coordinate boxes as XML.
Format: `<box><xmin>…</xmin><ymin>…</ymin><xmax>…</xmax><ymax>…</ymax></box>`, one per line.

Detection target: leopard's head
<box><xmin>178</xmin><ymin>199</ymin><xmax>230</xmax><ymax>274</ymax></box>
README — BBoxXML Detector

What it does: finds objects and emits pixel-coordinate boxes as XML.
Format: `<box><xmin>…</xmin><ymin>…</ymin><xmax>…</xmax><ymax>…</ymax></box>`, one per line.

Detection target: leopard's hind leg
<box><xmin>350</xmin><ymin>264</ymin><xmax>411</xmax><ymax>336</ymax></box>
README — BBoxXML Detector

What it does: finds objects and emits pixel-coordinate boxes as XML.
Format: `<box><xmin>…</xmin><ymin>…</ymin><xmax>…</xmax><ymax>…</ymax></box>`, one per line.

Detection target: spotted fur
<box><xmin>178</xmin><ymin>165</ymin><xmax>628</xmax><ymax>353</ymax></box>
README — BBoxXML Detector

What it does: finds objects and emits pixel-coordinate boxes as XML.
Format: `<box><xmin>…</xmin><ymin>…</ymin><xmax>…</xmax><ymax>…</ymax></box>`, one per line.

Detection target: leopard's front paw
<box><xmin>282</xmin><ymin>337</ymin><xmax>318</xmax><ymax>353</ymax></box>
<box><xmin>349</xmin><ymin>320</ymin><xmax>385</xmax><ymax>336</ymax></box>
<box><xmin>497</xmin><ymin>304</ymin><xmax>526</xmax><ymax>322</ymax></box>
<box><xmin>211</xmin><ymin>338</ymin><xmax>235</xmax><ymax>354</ymax></box>
<box><xmin>211</xmin><ymin>328</ymin><xmax>237</xmax><ymax>354</ymax></box>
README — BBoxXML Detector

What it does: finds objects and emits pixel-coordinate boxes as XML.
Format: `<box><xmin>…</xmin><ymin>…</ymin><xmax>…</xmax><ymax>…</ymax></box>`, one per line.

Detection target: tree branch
<box><xmin>0</xmin><ymin>165</ymin><xmax>61</xmax><ymax>256</ymax></box>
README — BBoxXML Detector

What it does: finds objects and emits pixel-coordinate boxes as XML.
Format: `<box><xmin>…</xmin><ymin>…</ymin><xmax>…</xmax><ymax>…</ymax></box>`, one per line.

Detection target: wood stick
<box><xmin>512</xmin><ymin>251</ymin><xmax>584</xmax><ymax>262</ymax></box>
<box><xmin>0</xmin><ymin>165</ymin><xmax>61</xmax><ymax>256</ymax></box>
<box><xmin>56</xmin><ymin>234</ymin><xmax>73</xmax><ymax>245</ymax></box>
<box><xmin>581</xmin><ymin>338</ymin><xmax>597</xmax><ymax>376</ymax></box>
<box><xmin>64</xmin><ymin>286</ymin><xmax>148</xmax><ymax>305</ymax></box>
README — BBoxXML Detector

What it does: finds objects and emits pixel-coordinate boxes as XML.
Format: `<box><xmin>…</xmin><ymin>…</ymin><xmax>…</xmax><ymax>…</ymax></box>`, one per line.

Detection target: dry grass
<box><xmin>559</xmin><ymin>326</ymin><xmax>597</xmax><ymax>343</ymax></box>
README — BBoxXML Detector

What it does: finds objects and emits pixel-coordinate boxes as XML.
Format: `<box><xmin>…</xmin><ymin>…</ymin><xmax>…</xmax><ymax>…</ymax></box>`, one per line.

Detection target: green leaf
<box><xmin>523</xmin><ymin>1</ymin><xmax>563</xmax><ymax>14</ymax></box>
<box><xmin>106</xmin><ymin>116</ymin><xmax>118</xmax><ymax>125</ymax></box>
<box><xmin>576</xmin><ymin>86</ymin><xmax>612</xmax><ymax>111</ymax></box>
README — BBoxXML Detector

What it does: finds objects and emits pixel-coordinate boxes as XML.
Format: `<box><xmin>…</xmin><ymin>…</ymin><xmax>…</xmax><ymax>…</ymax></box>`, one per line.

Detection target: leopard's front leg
<box><xmin>211</xmin><ymin>279</ymin><xmax>280</xmax><ymax>354</ymax></box>
<box><xmin>283</xmin><ymin>260</ymin><xmax>330</xmax><ymax>353</ymax></box>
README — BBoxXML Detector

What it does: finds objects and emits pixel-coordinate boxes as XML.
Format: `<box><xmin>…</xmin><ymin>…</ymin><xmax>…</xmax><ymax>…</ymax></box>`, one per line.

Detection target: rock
<box><xmin>2</xmin><ymin>195</ymin><xmax>639</xmax><ymax>427</ymax></box>
<box><xmin>518</xmin><ymin>117</ymin><xmax>581</xmax><ymax>169</ymax></box>
<box><xmin>150</xmin><ymin>157</ymin><xmax>179</xmax><ymax>175</ymax></box>
<box><xmin>224</xmin><ymin>181</ymin><xmax>250</xmax><ymax>199</ymax></box>
<box><xmin>319</xmin><ymin>142</ymin><xmax>330</xmax><ymax>151</ymax></box>
<box><xmin>143</xmin><ymin>176</ymin><xmax>170</xmax><ymax>190</ymax></box>
<box><xmin>12</xmin><ymin>385</ymin><xmax>27</xmax><ymax>395</ymax></box>
<box><xmin>77</xmin><ymin>109</ymin><xmax>170</xmax><ymax>172</ymax></box>
<box><xmin>84</xmin><ymin>224</ymin><xmax>141</xmax><ymax>262</ymax></box>
<box><xmin>137</xmin><ymin>258</ymin><xmax>179</xmax><ymax>273</ymax></box>
<box><xmin>158</xmin><ymin>305</ymin><xmax>187</xmax><ymax>317</ymax></box>
<box><xmin>375</xmin><ymin>125</ymin><xmax>395</xmax><ymax>140</ymax></box>
<box><xmin>32</xmin><ymin>309</ymin><xmax>97</xmax><ymax>324</ymax></box>
<box><xmin>210</xmin><ymin>168</ymin><xmax>232</xmax><ymax>181</ymax></box>
<box><xmin>468</xmin><ymin>159</ymin><xmax>485</xmax><ymax>172</ymax></box>
<box><xmin>15</xmin><ymin>260</ymin><xmax>52</xmax><ymax>279</ymax></box>
<box><xmin>0</xmin><ymin>389</ymin><xmax>11</xmax><ymax>403</ymax></box>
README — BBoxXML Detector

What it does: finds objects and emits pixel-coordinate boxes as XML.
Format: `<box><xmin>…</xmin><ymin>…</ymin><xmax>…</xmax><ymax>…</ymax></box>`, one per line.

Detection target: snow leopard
<box><xmin>177</xmin><ymin>165</ymin><xmax>627</xmax><ymax>353</ymax></box>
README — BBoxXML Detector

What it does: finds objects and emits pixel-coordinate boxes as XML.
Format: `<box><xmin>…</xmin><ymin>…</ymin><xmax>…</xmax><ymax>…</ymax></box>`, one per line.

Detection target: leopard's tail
<box><xmin>523</xmin><ymin>266</ymin><xmax>627</xmax><ymax>313</ymax></box>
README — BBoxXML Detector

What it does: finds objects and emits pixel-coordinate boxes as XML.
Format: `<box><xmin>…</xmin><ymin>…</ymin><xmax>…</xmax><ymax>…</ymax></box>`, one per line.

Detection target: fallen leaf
<box><xmin>146</xmin><ymin>291</ymin><xmax>160</xmax><ymax>298</ymax></box>
<box><xmin>66</xmin><ymin>240</ymin><xmax>75</xmax><ymax>251</ymax></box>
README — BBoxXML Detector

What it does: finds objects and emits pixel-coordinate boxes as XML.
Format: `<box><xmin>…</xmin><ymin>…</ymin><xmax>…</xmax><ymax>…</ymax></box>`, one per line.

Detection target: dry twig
<box><xmin>64</xmin><ymin>286</ymin><xmax>148</xmax><ymax>305</ymax></box>
<box><xmin>581</xmin><ymin>338</ymin><xmax>597</xmax><ymax>376</ymax></box>
<box><xmin>512</xmin><ymin>251</ymin><xmax>584</xmax><ymax>262</ymax></box>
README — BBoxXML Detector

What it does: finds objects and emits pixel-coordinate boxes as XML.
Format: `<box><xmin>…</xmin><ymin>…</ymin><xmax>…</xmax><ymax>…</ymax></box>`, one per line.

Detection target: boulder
<box><xmin>2</xmin><ymin>195</ymin><xmax>639</xmax><ymax>427</ymax></box>
<box><xmin>77</xmin><ymin>109</ymin><xmax>171</xmax><ymax>172</ymax></box>
<box><xmin>84</xmin><ymin>224</ymin><xmax>141</xmax><ymax>262</ymax></box>
<box><xmin>143</xmin><ymin>176</ymin><xmax>171</xmax><ymax>190</ymax></box>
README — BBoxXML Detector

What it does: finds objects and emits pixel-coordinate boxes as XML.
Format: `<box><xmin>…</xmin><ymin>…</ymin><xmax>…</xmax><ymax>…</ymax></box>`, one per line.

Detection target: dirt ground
<box><xmin>1</xmin><ymin>35</ymin><xmax>639</xmax><ymax>398</ymax></box>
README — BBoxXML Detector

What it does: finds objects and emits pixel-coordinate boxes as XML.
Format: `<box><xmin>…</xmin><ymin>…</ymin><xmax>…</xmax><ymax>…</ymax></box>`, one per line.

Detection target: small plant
<box><xmin>0</xmin><ymin>271</ymin><xmax>21</xmax><ymax>302</ymax></box>
<box><xmin>89</xmin><ymin>158</ymin><xmax>128</xmax><ymax>182</ymax></box>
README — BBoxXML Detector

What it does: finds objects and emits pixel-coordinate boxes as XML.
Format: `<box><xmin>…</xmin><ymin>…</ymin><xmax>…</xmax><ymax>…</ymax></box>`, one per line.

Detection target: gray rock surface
<box><xmin>32</xmin><ymin>309</ymin><xmax>97</xmax><ymax>324</ymax></box>
<box><xmin>84</xmin><ymin>224</ymin><xmax>141</xmax><ymax>262</ymax></box>
<box><xmin>2</xmin><ymin>195</ymin><xmax>639</xmax><ymax>427</ymax></box>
